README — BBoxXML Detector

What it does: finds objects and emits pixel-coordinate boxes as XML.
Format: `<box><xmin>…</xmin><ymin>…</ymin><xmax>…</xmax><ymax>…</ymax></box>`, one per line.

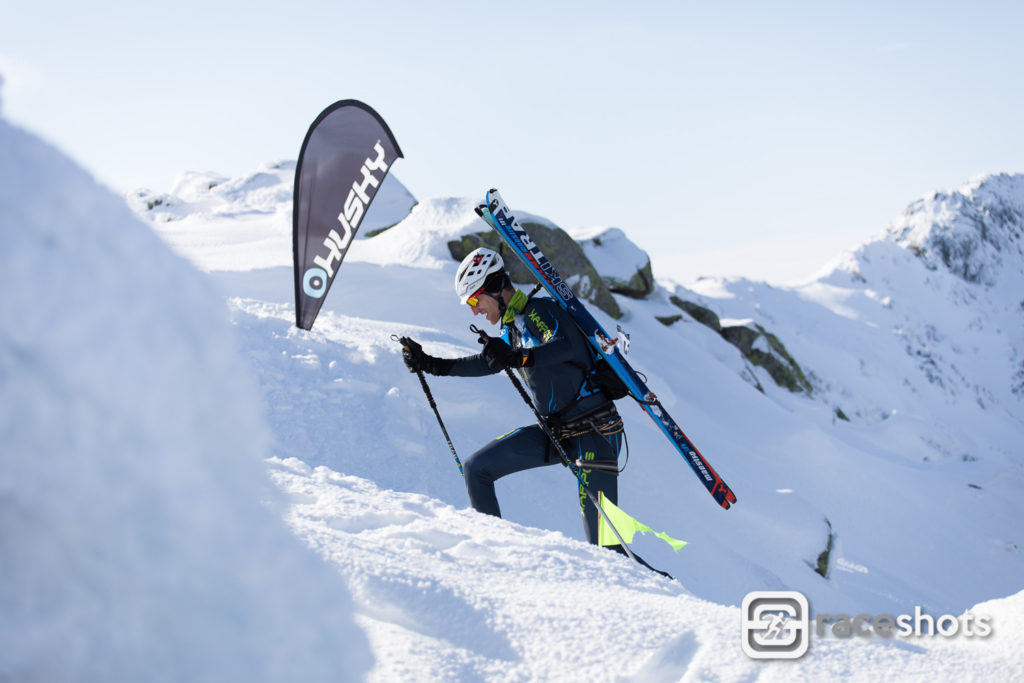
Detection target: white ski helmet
<box><xmin>455</xmin><ymin>247</ymin><xmax>506</xmax><ymax>304</ymax></box>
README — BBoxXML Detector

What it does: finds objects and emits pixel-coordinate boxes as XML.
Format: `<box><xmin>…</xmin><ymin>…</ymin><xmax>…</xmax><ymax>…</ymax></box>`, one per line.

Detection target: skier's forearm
<box><xmin>448</xmin><ymin>354</ymin><xmax>499</xmax><ymax>377</ymax></box>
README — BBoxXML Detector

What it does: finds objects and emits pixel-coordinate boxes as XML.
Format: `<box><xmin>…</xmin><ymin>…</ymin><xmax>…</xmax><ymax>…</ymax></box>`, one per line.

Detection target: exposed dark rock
<box><xmin>748</xmin><ymin>325</ymin><xmax>813</xmax><ymax>395</ymax></box>
<box><xmin>670</xmin><ymin>297</ymin><xmax>811</xmax><ymax>395</ymax></box>
<box><xmin>606</xmin><ymin>259</ymin><xmax>655</xmax><ymax>299</ymax></box>
<box><xmin>720</xmin><ymin>325</ymin><xmax>759</xmax><ymax>354</ymax></box>
<box><xmin>655</xmin><ymin>314</ymin><xmax>683</xmax><ymax>326</ymax></box>
<box><xmin>815</xmin><ymin>518</ymin><xmax>834</xmax><ymax>579</ymax></box>
<box><xmin>669</xmin><ymin>296</ymin><xmax>721</xmax><ymax>332</ymax></box>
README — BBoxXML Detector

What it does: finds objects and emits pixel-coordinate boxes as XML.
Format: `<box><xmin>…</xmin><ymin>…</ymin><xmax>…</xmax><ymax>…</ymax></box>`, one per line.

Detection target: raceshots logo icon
<box><xmin>741</xmin><ymin>591</ymin><xmax>810</xmax><ymax>659</ymax></box>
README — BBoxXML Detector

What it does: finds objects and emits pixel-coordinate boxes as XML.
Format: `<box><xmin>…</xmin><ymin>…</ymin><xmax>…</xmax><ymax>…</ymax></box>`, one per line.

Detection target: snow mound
<box><xmin>129</xmin><ymin>161</ymin><xmax>417</xmax><ymax>271</ymax></box>
<box><xmin>349</xmin><ymin>195</ymin><xmax>485</xmax><ymax>268</ymax></box>
<box><xmin>573</xmin><ymin>226</ymin><xmax>650</xmax><ymax>280</ymax></box>
<box><xmin>572</xmin><ymin>225</ymin><xmax>654</xmax><ymax>297</ymax></box>
<box><xmin>0</xmin><ymin>116</ymin><xmax>370</xmax><ymax>680</ymax></box>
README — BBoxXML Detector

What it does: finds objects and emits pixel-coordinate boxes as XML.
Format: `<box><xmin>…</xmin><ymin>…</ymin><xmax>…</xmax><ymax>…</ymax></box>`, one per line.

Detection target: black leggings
<box><xmin>462</xmin><ymin>423</ymin><xmax>622</xmax><ymax>545</ymax></box>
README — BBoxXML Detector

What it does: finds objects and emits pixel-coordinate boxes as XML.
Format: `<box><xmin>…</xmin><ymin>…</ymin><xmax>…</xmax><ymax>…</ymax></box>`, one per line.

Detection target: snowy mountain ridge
<box><xmin>683</xmin><ymin>173</ymin><xmax>1024</xmax><ymax>468</ymax></box>
<box><xmin>887</xmin><ymin>172</ymin><xmax>1024</xmax><ymax>288</ymax></box>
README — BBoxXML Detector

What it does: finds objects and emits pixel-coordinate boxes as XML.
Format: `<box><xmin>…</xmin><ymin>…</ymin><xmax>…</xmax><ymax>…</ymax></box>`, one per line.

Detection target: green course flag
<box><xmin>598</xmin><ymin>491</ymin><xmax>687</xmax><ymax>551</ymax></box>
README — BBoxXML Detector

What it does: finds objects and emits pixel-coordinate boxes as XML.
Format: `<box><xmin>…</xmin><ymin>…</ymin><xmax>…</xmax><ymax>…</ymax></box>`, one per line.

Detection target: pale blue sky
<box><xmin>2</xmin><ymin>1</ymin><xmax>1021</xmax><ymax>284</ymax></box>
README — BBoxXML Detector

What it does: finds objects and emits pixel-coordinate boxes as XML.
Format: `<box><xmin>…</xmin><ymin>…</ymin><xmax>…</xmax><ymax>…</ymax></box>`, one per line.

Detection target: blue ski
<box><xmin>475</xmin><ymin>189</ymin><xmax>737</xmax><ymax>510</ymax></box>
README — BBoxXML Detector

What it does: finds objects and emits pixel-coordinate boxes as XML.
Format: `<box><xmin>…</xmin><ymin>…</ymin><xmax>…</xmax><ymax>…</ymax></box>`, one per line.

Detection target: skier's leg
<box><xmin>462</xmin><ymin>424</ymin><xmax>553</xmax><ymax>517</ymax></box>
<box><xmin>572</xmin><ymin>430</ymin><xmax>621</xmax><ymax>545</ymax></box>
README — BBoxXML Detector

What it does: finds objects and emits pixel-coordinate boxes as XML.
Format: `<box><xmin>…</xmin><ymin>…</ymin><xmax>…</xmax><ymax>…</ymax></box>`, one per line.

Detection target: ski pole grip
<box><xmin>469</xmin><ymin>324</ymin><xmax>489</xmax><ymax>345</ymax></box>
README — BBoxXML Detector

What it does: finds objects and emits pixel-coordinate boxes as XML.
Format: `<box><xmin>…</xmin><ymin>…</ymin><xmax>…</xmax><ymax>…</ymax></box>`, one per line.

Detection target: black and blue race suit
<box><xmin>448</xmin><ymin>289</ymin><xmax>622</xmax><ymax>546</ymax></box>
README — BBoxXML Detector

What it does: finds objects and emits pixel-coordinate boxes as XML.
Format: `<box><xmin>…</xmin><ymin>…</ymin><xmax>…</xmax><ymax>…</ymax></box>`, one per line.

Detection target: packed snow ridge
<box><xmin>3</xmin><ymin>89</ymin><xmax>1021</xmax><ymax>680</ymax></box>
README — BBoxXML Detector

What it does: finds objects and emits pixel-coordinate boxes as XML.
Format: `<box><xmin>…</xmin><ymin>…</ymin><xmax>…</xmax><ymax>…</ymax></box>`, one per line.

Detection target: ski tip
<box><xmin>474</xmin><ymin>204</ymin><xmax>486</xmax><ymax>217</ymax></box>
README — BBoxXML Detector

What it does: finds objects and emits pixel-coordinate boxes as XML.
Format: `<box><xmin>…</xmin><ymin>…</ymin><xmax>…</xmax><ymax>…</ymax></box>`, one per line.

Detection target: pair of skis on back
<box><xmin>475</xmin><ymin>189</ymin><xmax>737</xmax><ymax>511</ymax></box>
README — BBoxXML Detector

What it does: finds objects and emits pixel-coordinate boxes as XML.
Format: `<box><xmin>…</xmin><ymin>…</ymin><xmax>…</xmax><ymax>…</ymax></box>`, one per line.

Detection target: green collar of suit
<box><xmin>501</xmin><ymin>288</ymin><xmax>528</xmax><ymax>325</ymax></box>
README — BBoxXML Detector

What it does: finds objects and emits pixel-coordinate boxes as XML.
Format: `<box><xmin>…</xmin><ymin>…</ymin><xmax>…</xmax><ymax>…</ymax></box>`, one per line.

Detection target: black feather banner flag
<box><xmin>293</xmin><ymin>100</ymin><xmax>403</xmax><ymax>330</ymax></box>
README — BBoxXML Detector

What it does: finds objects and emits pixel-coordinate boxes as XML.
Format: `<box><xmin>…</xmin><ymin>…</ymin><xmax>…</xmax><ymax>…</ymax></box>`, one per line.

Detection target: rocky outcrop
<box><xmin>574</xmin><ymin>227</ymin><xmax>655</xmax><ymax>299</ymax></box>
<box><xmin>606</xmin><ymin>260</ymin><xmax>654</xmax><ymax>299</ymax></box>
<box><xmin>669</xmin><ymin>297</ymin><xmax>812</xmax><ymax>395</ymax></box>
<box><xmin>668</xmin><ymin>296</ymin><xmax>721</xmax><ymax>332</ymax></box>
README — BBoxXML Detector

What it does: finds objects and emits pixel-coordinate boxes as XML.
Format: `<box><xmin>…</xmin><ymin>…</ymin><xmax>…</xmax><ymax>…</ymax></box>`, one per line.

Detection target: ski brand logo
<box><xmin>527</xmin><ymin>310</ymin><xmax>554</xmax><ymax>342</ymax></box>
<box><xmin>302</xmin><ymin>140</ymin><xmax>390</xmax><ymax>299</ymax></box>
<box><xmin>492</xmin><ymin>205</ymin><xmax>575</xmax><ymax>302</ymax></box>
<box><xmin>577</xmin><ymin>451</ymin><xmax>596</xmax><ymax>513</ymax></box>
<box><xmin>651</xmin><ymin>403</ymin><xmax>712</xmax><ymax>483</ymax></box>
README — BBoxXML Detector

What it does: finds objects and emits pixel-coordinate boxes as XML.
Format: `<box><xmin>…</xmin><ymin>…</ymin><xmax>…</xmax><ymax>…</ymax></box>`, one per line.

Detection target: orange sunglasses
<box><xmin>466</xmin><ymin>284</ymin><xmax>487</xmax><ymax>307</ymax></box>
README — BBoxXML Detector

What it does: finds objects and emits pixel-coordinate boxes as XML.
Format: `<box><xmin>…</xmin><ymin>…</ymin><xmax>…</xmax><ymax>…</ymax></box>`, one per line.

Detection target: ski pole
<box><xmin>470</xmin><ymin>325</ymin><xmax>637</xmax><ymax>561</ymax></box>
<box><xmin>393</xmin><ymin>335</ymin><xmax>464</xmax><ymax>477</ymax></box>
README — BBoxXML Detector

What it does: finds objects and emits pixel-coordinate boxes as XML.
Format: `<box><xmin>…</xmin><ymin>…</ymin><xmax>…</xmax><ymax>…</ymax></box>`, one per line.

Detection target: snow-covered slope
<box><xmin>121</xmin><ymin>153</ymin><xmax>1024</xmax><ymax>678</ymax></box>
<box><xmin>270</xmin><ymin>455</ymin><xmax>1024</xmax><ymax>681</ymax></box>
<box><xmin>0</xmin><ymin>116</ymin><xmax>370</xmax><ymax>680</ymax></box>
<box><xmin>5</xmin><ymin>86</ymin><xmax>1021</xmax><ymax>678</ymax></box>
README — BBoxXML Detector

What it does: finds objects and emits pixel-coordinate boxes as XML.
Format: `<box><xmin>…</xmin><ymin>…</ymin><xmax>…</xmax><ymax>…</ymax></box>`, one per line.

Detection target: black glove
<box><xmin>481</xmin><ymin>336</ymin><xmax>533</xmax><ymax>370</ymax></box>
<box><xmin>400</xmin><ymin>337</ymin><xmax>454</xmax><ymax>376</ymax></box>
